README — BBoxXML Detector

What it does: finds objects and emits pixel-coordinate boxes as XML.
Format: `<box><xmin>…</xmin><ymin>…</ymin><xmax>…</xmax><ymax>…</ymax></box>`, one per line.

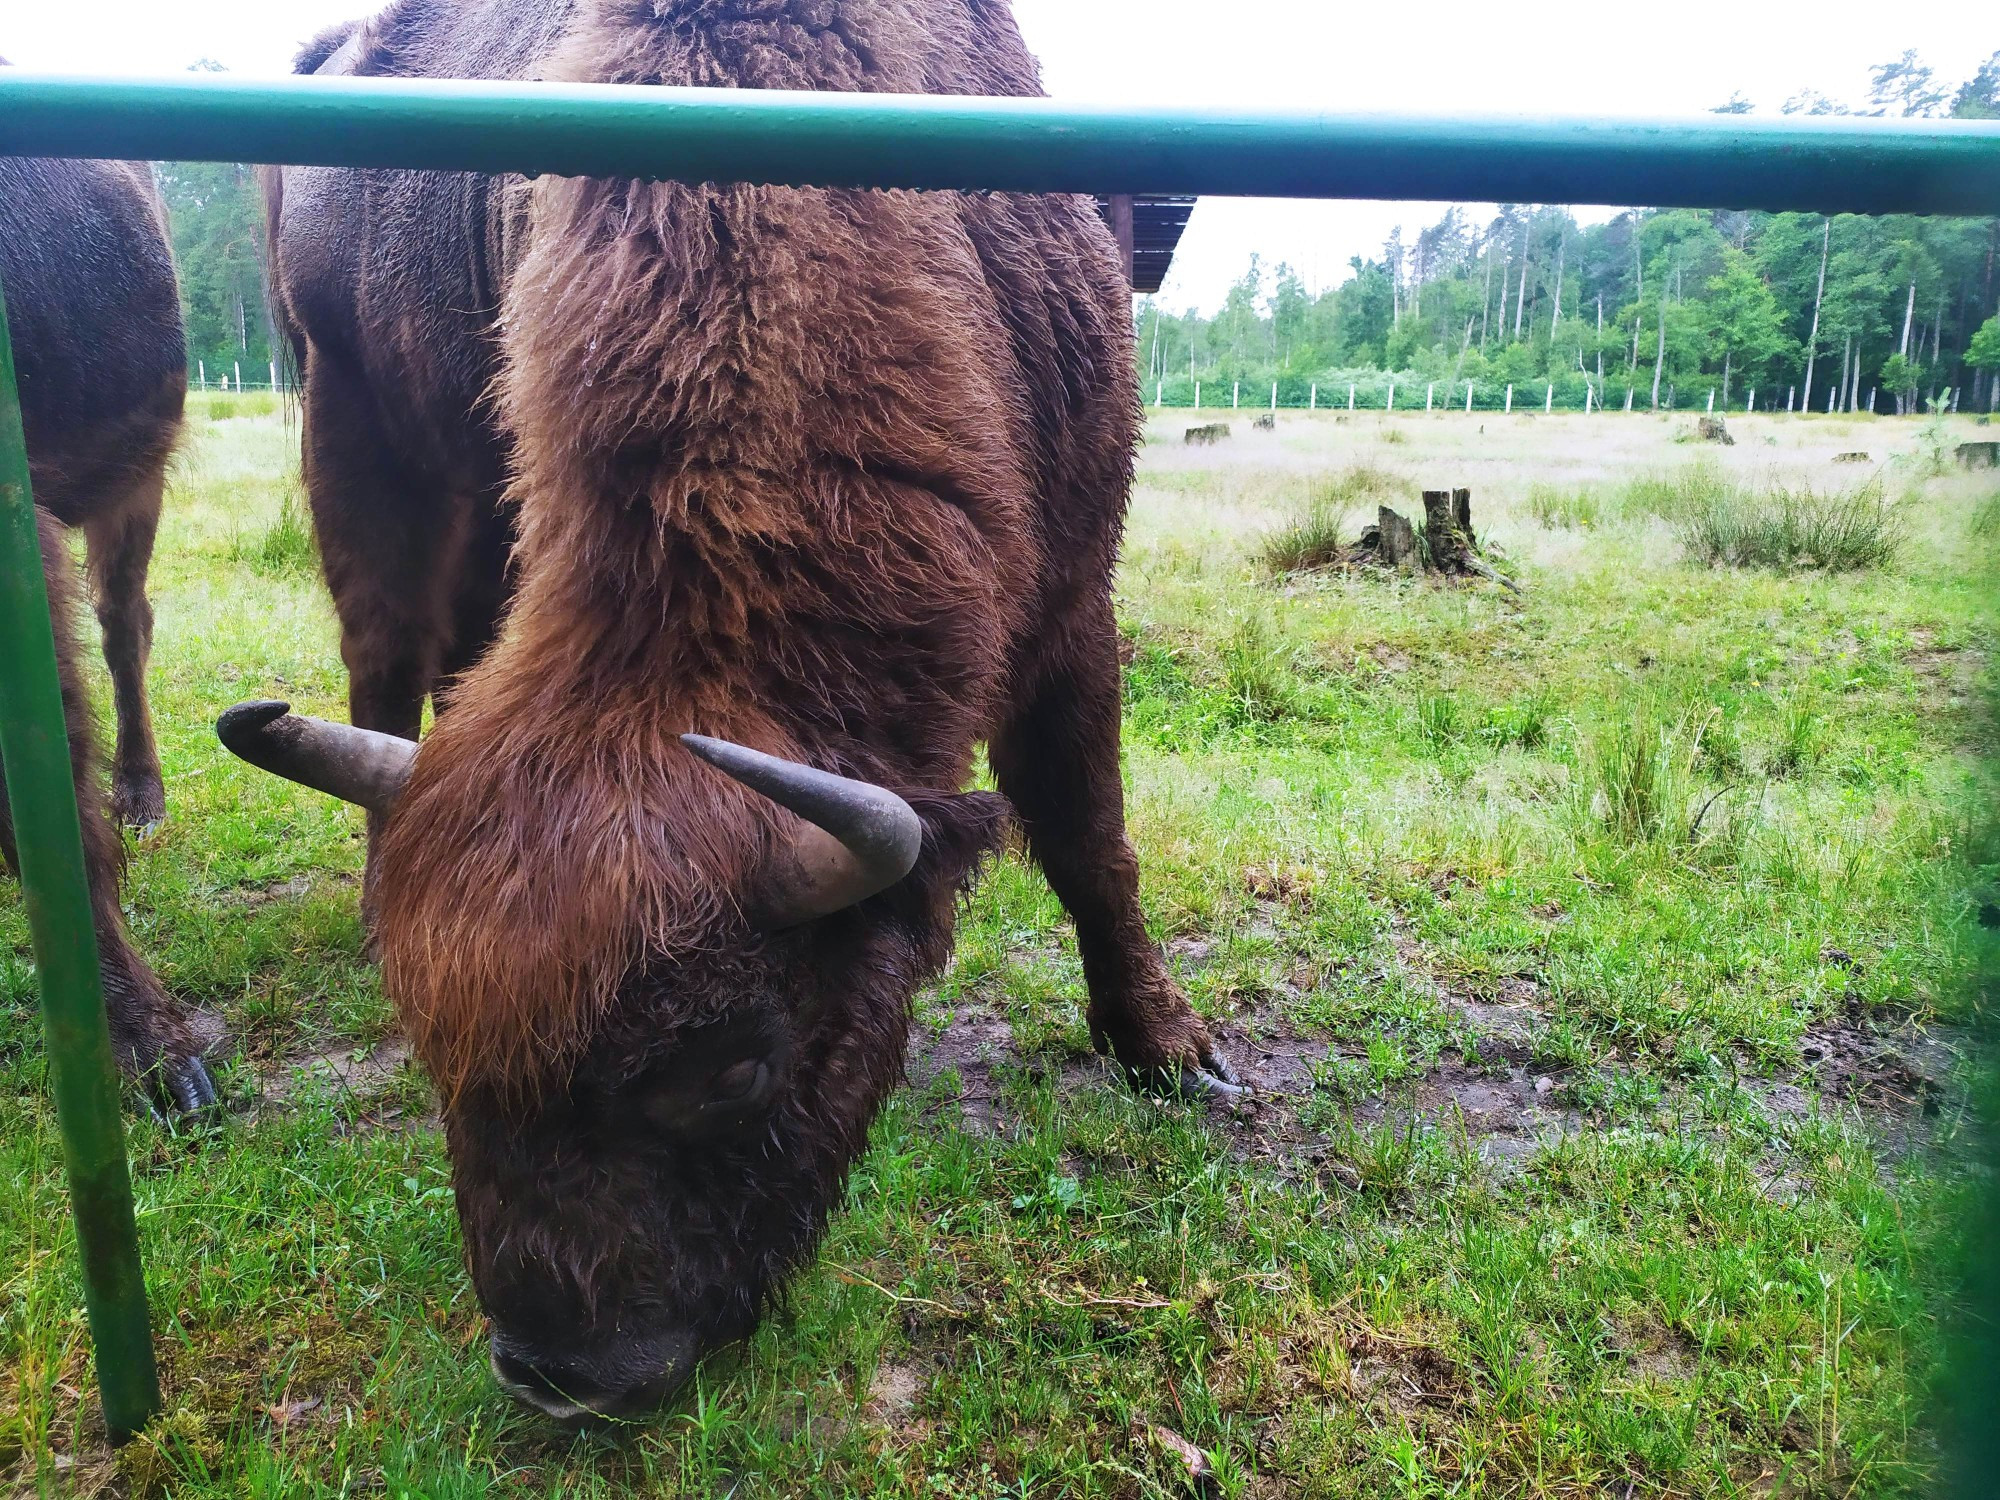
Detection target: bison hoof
<box><xmin>1123</xmin><ymin>1052</ymin><xmax>1247</xmax><ymax>1102</ymax></box>
<box><xmin>112</xmin><ymin>771</ymin><xmax>167</xmax><ymax>834</ymax></box>
<box><xmin>149</xmin><ymin>1053</ymin><xmax>220</xmax><ymax>1116</ymax></box>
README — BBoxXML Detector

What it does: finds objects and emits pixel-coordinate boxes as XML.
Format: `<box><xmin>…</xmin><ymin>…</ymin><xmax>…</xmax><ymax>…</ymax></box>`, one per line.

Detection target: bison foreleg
<box><xmin>992</xmin><ymin>595</ymin><xmax>1241</xmax><ymax>1100</ymax></box>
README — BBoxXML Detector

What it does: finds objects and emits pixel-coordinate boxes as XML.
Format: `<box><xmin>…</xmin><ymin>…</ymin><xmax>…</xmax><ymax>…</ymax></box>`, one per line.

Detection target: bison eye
<box><xmin>710</xmin><ymin>1058</ymin><xmax>769</xmax><ymax>1105</ymax></box>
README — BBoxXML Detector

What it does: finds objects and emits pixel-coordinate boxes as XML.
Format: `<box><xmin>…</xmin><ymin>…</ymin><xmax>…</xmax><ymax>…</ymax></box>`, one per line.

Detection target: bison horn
<box><xmin>217</xmin><ymin>700</ymin><xmax>417</xmax><ymax>814</ymax></box>
<box><xmin>681</xmin><ymin>734</ymin><xmax>922</xmax><ymax>928</ymax></box>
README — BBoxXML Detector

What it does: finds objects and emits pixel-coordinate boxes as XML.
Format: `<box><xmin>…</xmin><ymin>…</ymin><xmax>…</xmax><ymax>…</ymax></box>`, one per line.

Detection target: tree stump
<box><xmin>1253</xmin><ymin>412</ymin><xmax>1276</xmax><ymax>431</ymax></box>
<box><xmin>1184</xmin><ymin>423</ymin><xmax>1231</xmax><ymax>446</ymax></box>
<box><xmin>1371</xmin><ymin>506</ymin><xmax>1419</xmax><ymax>571</ymax></box>
<box><xmin>1355</xmin><ymin>489</ymin><xmax>1514</xmax><ymax>590</ymax></box>
<box><xmin>1957</xmin><ymin>441</ymin><xmax>1999</xmax><ymax>469</ymax></box>
<box><xmin>1698</xmin><ymin>416</ymin><xmax>1734</xmax><ymax>445</ymax></box>
<box><xmin>1833</xmin><ymin>452</ymin><xmax>1871</xmax><ymax>464</ymax></box>
<box><xmin>1422</xmin><ymin>490</ymin><xmax>1474</xmax><ymax>573</ymax></box>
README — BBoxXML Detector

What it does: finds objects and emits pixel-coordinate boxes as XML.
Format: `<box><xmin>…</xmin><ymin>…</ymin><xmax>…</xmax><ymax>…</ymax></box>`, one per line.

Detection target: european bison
<box><xmin>227</xmin><ymin>0</ymin><xmax>1235</xmax><ymax>1421</ymax></box>
<box><xmin>1</xmin><ymin>151</ymin><xmax>210</xmax><ymax>1109</ymax></box>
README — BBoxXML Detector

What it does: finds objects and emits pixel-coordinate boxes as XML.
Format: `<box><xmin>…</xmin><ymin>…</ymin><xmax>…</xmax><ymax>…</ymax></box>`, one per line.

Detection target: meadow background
<box><xmin>1</xmin><ymin>396</ymin><xmax>1995</xmax><ymax>1497</ymax></box>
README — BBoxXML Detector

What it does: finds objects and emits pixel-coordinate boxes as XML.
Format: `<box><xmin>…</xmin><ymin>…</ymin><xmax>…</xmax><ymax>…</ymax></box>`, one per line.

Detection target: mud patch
<box><xmin>907</xmin><ymin>1000</ymin><xmax>1587</xmax><ymax>1181</ymax></box>
<box><xmin>255</xmin><ymin>1036</ymin><xmax>429</xmax><ymax>1129</ymax></box>
<box><xmin>864</xmin><ymin>1362</ymin><xmax>922</xmax><ymax>1424</ymax></box>
<box><xmin>1798</xmin><ymin>1012</ymin><xmax>1959</xmax><ymax>1116</ymax></box>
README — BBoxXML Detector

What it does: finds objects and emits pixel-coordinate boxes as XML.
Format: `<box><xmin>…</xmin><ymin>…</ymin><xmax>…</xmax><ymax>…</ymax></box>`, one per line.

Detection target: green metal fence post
<box><xmin>0</xmin><ymin>269</ymin><xmax>161</xmax><ymax>1443</ymax></box>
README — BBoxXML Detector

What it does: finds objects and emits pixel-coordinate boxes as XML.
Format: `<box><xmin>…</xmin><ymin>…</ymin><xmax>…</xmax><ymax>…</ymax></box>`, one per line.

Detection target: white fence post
<box><xmin>1584</xmin><ymin>385</ymin><xmax>1593</xmax><ymax>415</ymax></box>
<box><xmin>1748</xmin><ymin>389</ymin><xmax>1756</xmax><ymax>413</ymax></box>
<box><xmin>1386</xmin><ymin>383</ymin><xmax>1395</xmax><ymax>411</ymax></box>
<box><xmin>1624</xmin><ymin>388</ymin><xmax>1634</xmax><ymax>411</ymax></box>
<box><xmin>1706</xmin><ymin>390</ymin><xmax>1714</xmax><ymax>413</ymax></box>
<box><xmin>1232</xmin><ymin>382</ymin><xmax>1239</xmax><ymax>409</ymax></box>
<box><xmin>1425</xmin><ymin>382</ymin><xmax>1434</xmax><ymax>411</ymax></box>
<box><xmin>1545</xmin><ymin>383</ymin><xmax>1553</xmax><ymax>413</ymax></box>
<box><xmin>1787</xmin><ymin>386</ymin><xmax>1796</xmax><ymax>412</ymax></box>
<box><xmin>1504</xmin><ymin>384</ymin><xmax>1513</xmax><ymax>414</ymax></box>
<box><xmin>197</xmin><ymin>360</ymin><xmax>205</xmax><ymax>391</ymax></box>
<box><xmin>1310</xmin><ymin>383</ymin><xmax>1317</xmax><ymax>410</ymax></box>
<box><xmin>1348</xmin><ymin>384</ymin><xmax>1356</xmax><ymax>411</ymax></box>
<box><xmin>1155</xmin><ymin>381</ymin><xmax>1163</xmax><ymax>409</ymax></box>
<box><xmin>270</xmin><ymin>361</ymin><xmax>279</xmax><ymax>393</ymax></box>
<box><xmin>1828</xmin><ymin>387</ymin><xmax>1836</xmax><ymax>413</ymax></box>
<box><xmin>1464</xmin><ymin>383</ymin><xmax>1473</xmax><ymax>412</ymax></box>
<box><xmin>1194</xmin><ymin>382</ymin><xmax>1200</xmax><ymax>410</ymax></box>
<box><xmin>1271</xmin><ymin>382</ymin><xmax>1278</xmax><ymax>411</ymax></box>
<box><xmin>233</xmin><ymin>361</ymin><xmax>242</xmax><ymax>390</ymax></box>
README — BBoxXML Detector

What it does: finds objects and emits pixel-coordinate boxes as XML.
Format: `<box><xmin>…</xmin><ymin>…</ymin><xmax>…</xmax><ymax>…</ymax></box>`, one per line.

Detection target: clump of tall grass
<box><xmin>1257</xmin><ymin>464</ymin><xmax>1407</xmax><ymax>575</ymax></box>
<box><xmin>1219</xmin><ymin>610</ymin><xmax>1298</xmax><ymax>723</ymax></box>
<box><xmin>1766</xmin><ymin>692</ymin><xmax>1825</xmax><ymax>778</ymax></box>
<box><xmin>1482</xmin><ymin>690</ymin><xmax>1557</xmax><ymax>750</ymax></box>
<box><xmin>229</xmin><ymin>488</ymin><xmax>319</xmax><ymax>578</ymax></box>
<box><xmin>1414</xmin><ymin>691</ymin><xmax>1463</xmax><ymax>751</ymax></box>
<box><xmin>1524</xmin><ymin>483</ymin><xmax>1602</xmax><ymax>531</ymax></box>
<box><xmin>1630</xmin><ymin>463</ymin><xmax>1901</xmax><ymax>572</ymax></box>
<box><xmin>1589</xmin><ymin>704</ymin><xmax>1709</xmax><ymax>844</ymax></box>
<box><xmin>1674</xmin><ymin>477</ymin><xmax>1900</xmax><ymax>572</ymax></box>
<box><xmin>1620</xmin><ymin>460</ymin><xmax>1735</xmax><ymax>523</ymax></box>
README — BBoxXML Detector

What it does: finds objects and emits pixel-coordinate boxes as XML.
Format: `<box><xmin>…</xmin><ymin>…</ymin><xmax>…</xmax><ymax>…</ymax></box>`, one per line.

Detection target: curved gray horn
<box><xmin>681</xmin><ymin>734</ymin><xmax>922</xmax><ymax>927</ymax></box>
<box><xmin>217</xmin><ymin>700</ymin><xmax>417</xmax><ymax>814</ymax></box>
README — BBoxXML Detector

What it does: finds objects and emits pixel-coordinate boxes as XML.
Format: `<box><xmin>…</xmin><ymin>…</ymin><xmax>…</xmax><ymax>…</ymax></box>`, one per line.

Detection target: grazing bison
<box><xmin>228</xmin><ymin>0</ymin><xmax>1234</xmax><ymax>1420</ymax></box>
<box><xmin>1</xmin><ymin>151</ymin><xmax>211</xmax><ymax>1109</ymax></box>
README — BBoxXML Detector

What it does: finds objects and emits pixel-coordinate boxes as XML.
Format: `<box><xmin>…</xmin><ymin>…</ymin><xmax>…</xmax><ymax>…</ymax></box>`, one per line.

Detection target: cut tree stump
<box><xmin>1353</xmin><ymin>489</ymin><xmax>1515</xmax><ymax>590</ymax></box>
<box><xmin>1698</xmin><ymin>416</ymin><xmax>1734</xmax><ymax>445</ymax></box>
<box><xmin>1184</xmin><ymin>423</ymin><xmax>1231</xmax><ymax>446</ymax></box>
<box><xmin>1422</xmin><ymin>489</ymin><xmax>1473</xmax><ymax>573</ymax></box>
<box><xmin>1958</xmin><ymin>441</ymin><xmax>1999</xmax><ymax>469</ymax></box>
<box><xmin>1365</xmin><ymin>506</ymin><xmax>1420</xmax><ymax>571</ymax></box>
<box><xmin>1833</xmin><ymin>452</ymin><xmax>1871</xmax><ymax>464</ymax></box>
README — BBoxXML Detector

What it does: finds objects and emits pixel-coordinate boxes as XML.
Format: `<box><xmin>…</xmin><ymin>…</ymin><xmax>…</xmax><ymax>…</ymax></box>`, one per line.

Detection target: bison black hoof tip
<box><xmin>155</xmin><ymin>1055</ymin><xmax>220</xmax><ymax>1116</ymax></box>
<box><xmin>1124</xmin><ymin>1060</ymin><xmax>1248</xmax><ymax>1103</ymax></box>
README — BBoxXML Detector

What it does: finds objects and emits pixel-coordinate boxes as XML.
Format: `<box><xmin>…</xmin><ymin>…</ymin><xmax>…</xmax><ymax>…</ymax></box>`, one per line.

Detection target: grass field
<box><xmin>2</xmin><ymin>398</ymin><xmax>1995</xmax><ymax>1497</ymax></box>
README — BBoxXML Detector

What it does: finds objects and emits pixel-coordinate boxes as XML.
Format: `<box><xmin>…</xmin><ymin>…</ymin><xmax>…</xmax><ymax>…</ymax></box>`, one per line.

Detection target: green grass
<box><xmin>1525</xmin><ymin>482</ymin><xmax>1602</xmax><ymax>531</ymax></box>
<box><xmin>3</xmin><ymin>407</ymin><xmax>1995</xmax><ymax>1496</ymax></box>
<box><xmin>225</xmin><ymin>485</ymin><xmax>318</xmax><ymax>578</ymax></box>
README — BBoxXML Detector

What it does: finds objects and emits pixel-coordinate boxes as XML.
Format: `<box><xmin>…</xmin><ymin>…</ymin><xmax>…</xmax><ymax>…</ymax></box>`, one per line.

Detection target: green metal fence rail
<box><xmin>5</xmin><ymin>72</ymin><xmax>2000</xmax><ymax>211</ymax></box>
<box><xmin>2</xmin><ymin>70</ymin><xmax>1999</xmax><ymax>1447</ymax></box>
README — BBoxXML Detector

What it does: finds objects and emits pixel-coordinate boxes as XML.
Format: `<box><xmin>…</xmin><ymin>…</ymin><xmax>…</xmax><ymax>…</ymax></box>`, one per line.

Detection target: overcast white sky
<box><xmin>6</xmin><ymin>1</ymin><xmax>1995</xmax><ymax>310</ymax></box>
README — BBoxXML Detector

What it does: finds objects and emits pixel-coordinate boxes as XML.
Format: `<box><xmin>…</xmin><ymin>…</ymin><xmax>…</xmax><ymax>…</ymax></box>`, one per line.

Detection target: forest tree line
<box><xmin>1139</xmin><ymin>49</ymin><xmax>2000</xmax><ymax>413</ymax></box>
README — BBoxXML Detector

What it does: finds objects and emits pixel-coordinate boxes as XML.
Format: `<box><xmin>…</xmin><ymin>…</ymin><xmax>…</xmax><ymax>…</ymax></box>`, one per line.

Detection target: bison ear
<box><xmin>900</xmin><ymin>790</ymin><xmax>1014</xmax><ymax>906</ymax></box>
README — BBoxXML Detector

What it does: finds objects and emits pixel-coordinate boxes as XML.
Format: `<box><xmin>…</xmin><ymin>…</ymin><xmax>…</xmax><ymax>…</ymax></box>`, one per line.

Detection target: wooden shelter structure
<box><xmin>1094</xmin><ymin>194</ymin><xmax>1197</xmax><ymax>294</ymax></box>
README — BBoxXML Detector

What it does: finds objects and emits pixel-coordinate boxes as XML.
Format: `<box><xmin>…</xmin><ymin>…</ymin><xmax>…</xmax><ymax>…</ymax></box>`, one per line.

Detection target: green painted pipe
<box><xmin>0</xmin><ymin>272</ymin><xmax>161</xmax><ymax>1443</ymax></box>
<box><xmin>2</xmin><ymin>71</ymin><xmax>1999</xmax><ymax>214</ymax></box>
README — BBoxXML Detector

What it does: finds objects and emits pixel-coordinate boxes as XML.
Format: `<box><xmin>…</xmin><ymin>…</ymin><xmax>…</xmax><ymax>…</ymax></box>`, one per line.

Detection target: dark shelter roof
<box><xmin>1092</xmin><ymin>194</ymin><xmax>1197</xmax><ymax>295</ymax></box>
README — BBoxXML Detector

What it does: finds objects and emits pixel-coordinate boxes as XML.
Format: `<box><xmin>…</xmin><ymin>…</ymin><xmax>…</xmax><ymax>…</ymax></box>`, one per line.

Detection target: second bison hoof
<box><xmin>112</xmin><ymin>774</ymin><xmax>167</xmax><ymax>834</ymax></box>
<box><xmin>1123</xmin><ymin>1055</ymin><xmax>1247</xmax><ymax>1102</ymax></box>
<box><xmin>149</xmin><ymin>1054</ymin><xmax>220</xmax><ymax>1116</ymax></box>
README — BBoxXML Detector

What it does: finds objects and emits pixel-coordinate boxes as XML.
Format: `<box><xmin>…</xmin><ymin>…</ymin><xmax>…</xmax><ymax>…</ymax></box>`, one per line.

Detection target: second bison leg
<box><xmin>85</xmin><ymin>468</ymin><xmax>166</xmax><ymax>831</ymax></box>
<box><xmin>299</xmin><ymin>366</ymin><xmax>454</xmax><ymax>932</ymax></box>
<box><xmin>991</xmin><ymin>593</ymin><xmax>1239</xmax><ymax>1096</ymax></box>
<box><xmin>1</xmin><ymin>511</ymin><xmax>214</xmax><ymax>1111</ymax></box>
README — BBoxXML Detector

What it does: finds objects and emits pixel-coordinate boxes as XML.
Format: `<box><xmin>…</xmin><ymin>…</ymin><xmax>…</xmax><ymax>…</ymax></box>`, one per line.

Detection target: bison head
<box><xmin>218</xmin><ymin>701</ymin><xmax>1003</xmax><ymax>1422</ymax></box>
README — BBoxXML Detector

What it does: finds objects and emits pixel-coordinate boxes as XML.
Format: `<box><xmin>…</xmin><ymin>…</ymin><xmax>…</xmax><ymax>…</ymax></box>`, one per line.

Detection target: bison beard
<box><xmin>239</xmin><ymin>0</ymin><xmax>1235</xmax><ymax>1423</ymax></box>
